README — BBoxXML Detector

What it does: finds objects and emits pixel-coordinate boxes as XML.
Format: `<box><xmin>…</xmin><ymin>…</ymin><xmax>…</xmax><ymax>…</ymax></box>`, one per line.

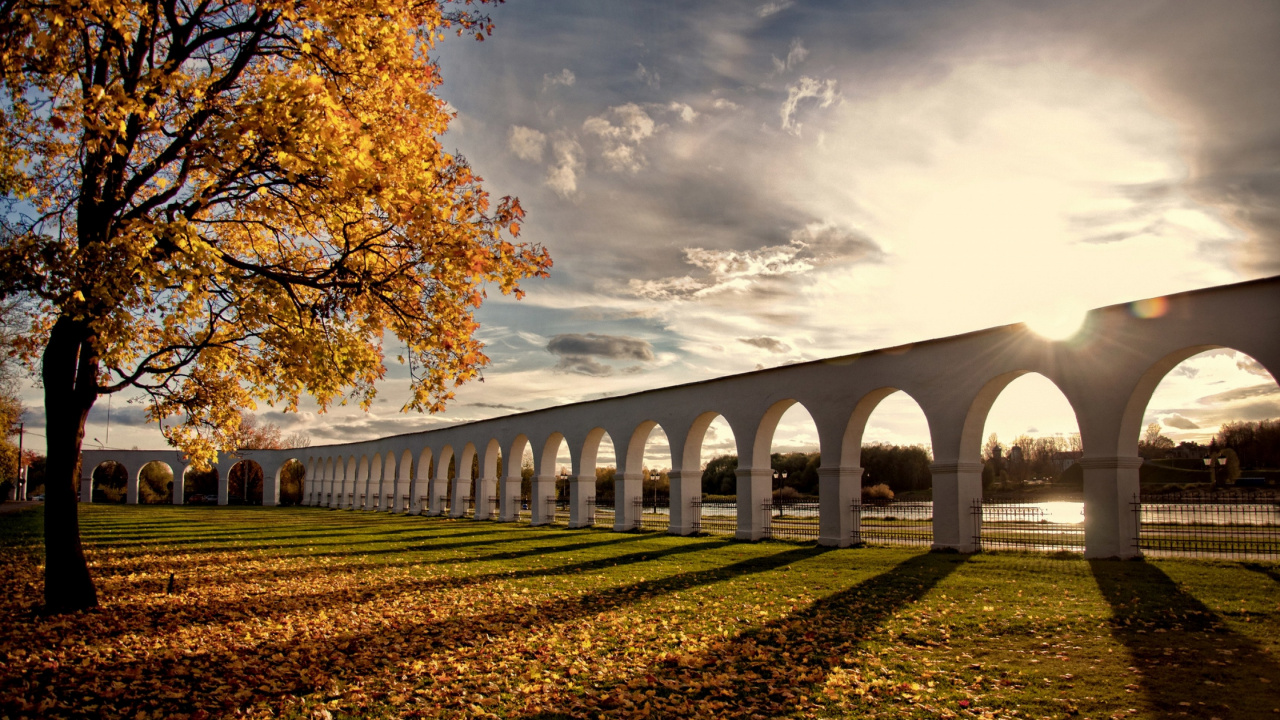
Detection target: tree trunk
<box><xmin>41</xmin><ymin>316</ymin><xmax>99</xmax><ymax>613</ymax></box>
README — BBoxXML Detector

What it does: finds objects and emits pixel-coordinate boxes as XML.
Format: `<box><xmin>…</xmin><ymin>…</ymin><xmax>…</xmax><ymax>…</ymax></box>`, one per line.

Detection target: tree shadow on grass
<box><xmin>520</xmin><ymin>551</ymin><xmax>967</xmax><ymax>719</ymax></box>
<box><xmin>1090</xmin><ymin>559</ymin><xmax>1280</xmax><ymax>720</ymax></box>
<box><xmin>0</xmin><ymin>539</ymin><xmax>836</xmax><ymax>718</ymax></box>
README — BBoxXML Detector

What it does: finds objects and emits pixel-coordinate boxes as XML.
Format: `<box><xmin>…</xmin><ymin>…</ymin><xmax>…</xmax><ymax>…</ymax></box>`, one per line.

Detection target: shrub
<box><xmin>862</xmin><ymin>483</ymin><xmax>894</xmax><ymax>504</ymax></box>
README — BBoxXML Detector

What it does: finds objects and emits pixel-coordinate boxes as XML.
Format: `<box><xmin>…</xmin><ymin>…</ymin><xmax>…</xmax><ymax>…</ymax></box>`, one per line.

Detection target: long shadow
<box><xmin>276</xmin><ymin>525</ymin><xmax>653</xmax><ymax>562</ymax></box>
<box><xmin>1091</xmin><ymin>559</ymin><xmax>1280</xmax><ymax>720</ymax></box>
<box><xmin>0</xmin><ymin>541</ymin><xmax>835</xmax><ymax>718</ymax></box>
<box><xmin>520</xmin><ymin>551</ymin><xmax>966</xmax><ymax>719</ymax></box>
<box><xmin>1241</xmin><ymin>562</ymin><xmax>1280</xmax><ymax>586</ymax></box>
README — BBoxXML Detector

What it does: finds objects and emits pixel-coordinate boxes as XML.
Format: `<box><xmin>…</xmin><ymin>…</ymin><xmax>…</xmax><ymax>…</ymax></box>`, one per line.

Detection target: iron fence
<box><xmin>694</xmin><ymin>499</ymin><xmax>738</xmax><ymax>535</ymax></box>
<box><xmin>761</xmin><ymin>499</ymin><xmax>821</xmax><ymax>540</ymax></box>
<box><xmin>486</xmin><ymin>495</ymin><xmax>499</xmax><ymax>519</ymax></box>
<box><xmin>859</xmin><ymin>501</ymin><xmax>933</xmax><ymax>547</ymax></box>
<box><xmin>973</xmin><ymin>500</ymin><xmax>1085</xmax><ymax>553</ymax></box>
<box><xmin>633</xmin><ymin>497</ymin><xmax>670</xmax><ymax>531</ymax></box>
<box><xmin>584</xmin><ymin>496</ymin><xmax>597</xmax><ymax>526</ymax></box>
<box><xmin>1134</xmin><ymin>492</ymin><xmax>1279</xmax><ymax>560</ymax></box>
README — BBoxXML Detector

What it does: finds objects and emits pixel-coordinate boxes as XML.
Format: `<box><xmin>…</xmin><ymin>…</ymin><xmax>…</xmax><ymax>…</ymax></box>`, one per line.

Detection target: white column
<box><xmin>327</xmin><ymin>467</ymin><xmax>340</xmax><ymax>508</ymax></box>
<box><xmin>613</xmin><ymin>471</ymin><xmax>643</xmax><ymax>531</ymax></box>
<box><xmin>173</xmin><ymin>468</ymin><xmax>186</xmax><ymax>506</ymax></box>
<box><xmin>428</xmin><ymin>474</ymin><xmax>446</xmax><ymax>516</ymax></box>
<box><xmin>735</xmin><ymin>468</ymin><xmax>772</xmax><ymax>541</ymax></box>
<box><xmin>500</xmin><ymin>474</ymin><xmax>522</xmax><ymax>522</ymax></box>
<box><xmin>475</xmin><ymin>475</ymin><xmax>497</xmax><ymax>520</ymax></box>
<box><xmin>126</xmin><ymin>467</ymin><xmax>140</xmax><ymax>505</ymax></box>
<box><xmin>667</xmin><ymin>470</ymin><xmax>699</xmax><ymax>536</ymax></box>
<box><xmin>531</xmin><ymin>474</ymin><xmax>556</xmax><ymax>526</ymax></box>
<box><xmin>818</xmin><ymin>466</ymin><xmax>861</xmax><ymax>547</ymax></box>
<box><xmin>1080</xmin><ymin>456</ymin><xmax>1143</xmax><ymax>559</ymax></box>
<box><xmin>930</xmin><ymin>461</ymin><xmax>983</xmax><ymax>552</ymax></box>
<box><xmin>450</xmin><ymin>475</ymin><xmax>470</xmax><ymax>518</ymax></box>
<box><xmin>568</xmin><ymin>474</ymin><xmax>594</xmax><ymax>528</ymax></box>
<box><xmin>262</xmin><ymin>463</ymin><xmax>281</xmax><ymax>507</ymax></box>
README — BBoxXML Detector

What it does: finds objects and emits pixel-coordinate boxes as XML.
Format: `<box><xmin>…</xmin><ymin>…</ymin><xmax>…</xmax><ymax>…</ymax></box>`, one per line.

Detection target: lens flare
<box><xmin>1130</xmin><ymin>296</ymin><xmax>1168</xmax><ymax>319</ymax></box>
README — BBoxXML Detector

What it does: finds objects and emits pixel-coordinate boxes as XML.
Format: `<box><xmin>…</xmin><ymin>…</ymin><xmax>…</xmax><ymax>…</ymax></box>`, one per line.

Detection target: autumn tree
<box><xmin>0</xmin><ymin>0</ymin><xmax>550</xmax><ymax>613</ymax></box>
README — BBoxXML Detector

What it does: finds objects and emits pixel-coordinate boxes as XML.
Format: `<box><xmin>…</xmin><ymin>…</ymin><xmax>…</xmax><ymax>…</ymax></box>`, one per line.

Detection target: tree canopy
<box><xmin>0</xmin><ymin>0</ymin><xmax>549</xmax><ymax>612</ymax></box>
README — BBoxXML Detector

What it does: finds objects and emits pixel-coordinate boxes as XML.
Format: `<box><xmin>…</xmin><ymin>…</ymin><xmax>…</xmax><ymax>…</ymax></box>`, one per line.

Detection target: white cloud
<box><xmin>780</xmin><ymin>76</ymin><xmax>839</xmax><ymax>135</ymax></box>
<box><xmin>669</xmin><ymin>102</ymin><xmax>698</xmax><ymax>123</ymax></box>
<box><xmin>635</xmin><ymin>62</ymin><xmax>660</xmax><ymax>90</ymax></box>
<box><xmin>542</xmin><ymin>68</ymin><xmax>576</xmax><ymax>89</ymax></box>
<box><xmin>545</xmin><ymin>138</ymin><xmax>583</xmax><ymax>198</ymax></box>
<box><xmin>583</xmin><ymin>103</ymin><xmax>658</xmax><ymax>172</ymax></box>
<box><xmin>507</xmin><ymin>125</ymin><xmax>547</xmax><ymax>162</ymax></box>
<box><xmin>712</xmin><ymin>98</ymin><xmax>741</xmax><ymax>111</ymax></box>
<box><xmin>629</xmin><ymin>222</ymin><xmax>882</xmax><ymax>301</ymax></box>
<box><xmin>757</xmin><ymin>0</ymin><xmax>794</xmax><ymax>18</ymax></box>
<box><xmin>772</xmin><ymin>38</ymin><xmax>809</xmax><ymax>74</ymax></box>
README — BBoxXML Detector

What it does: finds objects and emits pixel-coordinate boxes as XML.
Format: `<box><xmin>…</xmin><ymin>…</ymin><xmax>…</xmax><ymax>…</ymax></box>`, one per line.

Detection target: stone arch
<box><xmin>1118</xmin><ymin>345</ymin><xmax>1279</xmax><ymax>458</ymax></box>
<box><xmin>453</xmin><ymin>442</ymin><xmax>478</xmax><ymax>517</ymax></box>
<box><xmin>502</xmin><ymin>434</ymin><xmax>531</xmax><ymax>522</ymax></box>
<box><xmin>432</xmin><ymin>445</ymin><xmax>454</xmax><ymax>516</ymax></box>
<box><xmin>229</xmin><ymin>459</ymin><xmax>265</xmax><ymax>505</ymax></box>
<box><xmin>91</xmin><ymin>460</ymin><xmax>129</xmax><ymax>503</ymax></box>
<box><xmin>473</xmin><ymin>438</ymin><xmax>499</xmax><ymax>520</ymax></box>
<box><xmin>573</xmin><ymin>427</ymin><xmax>615</xmax><ymax>528</ymax></box>
<box><xmin>344</xmin><ymin>456</ymin><xmax>357</xmax><ymax>508</ymax></box>
<box><xmin>840</xmin><ymin>387</ymin><xmax>932</xmax><ymax>468</ymax></box>
<box><xmin>355</xmin><ymin>455</ymin><xmax>370</xmax><ymax>510</ymax></box>
<box><xmin>182</xmin><ymin>464</ymin><xmax>218</xmax><ymax>505</ymax></box>
<box><xmin>368</xmin><ymin>453</ymin><xmax>383</xmax><ymax>510</ymax></box>
<box><xmin>532</xmin><ymin>433</ymin><xmax>569</xmax><ymax>525</ymax></box>
<box><xmin>959</xmin><ymin>371</ymin><xmax>1084</xmax><ymax>467</ymax></box>
<box><xmin>275</xmin><ymin>458</ymin><xmax>306</xmax><ymax>506</ymax></box>
<box><xmin>136</xmin><ymin>460</ymin><xmax>175</xmax><ymax>504</ymax></box>
<box><xmin>739</xmin><ymin>399</ymin><xmax>822</xmax><ymax>540</ymax></box>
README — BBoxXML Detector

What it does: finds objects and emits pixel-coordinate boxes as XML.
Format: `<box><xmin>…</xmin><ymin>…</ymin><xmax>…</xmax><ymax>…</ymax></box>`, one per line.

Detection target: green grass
<box><xmin>1</xmin><ymin>505</ymin><xmax>1277</xmax><ymax>719</ymax></box>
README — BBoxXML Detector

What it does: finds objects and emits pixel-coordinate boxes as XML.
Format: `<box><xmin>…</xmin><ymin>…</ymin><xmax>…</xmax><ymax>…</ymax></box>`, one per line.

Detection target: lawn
<box><xmin>0</xmin><ymin>505</ymin><xmax>1277</xmax><ymax>719</ymax></box>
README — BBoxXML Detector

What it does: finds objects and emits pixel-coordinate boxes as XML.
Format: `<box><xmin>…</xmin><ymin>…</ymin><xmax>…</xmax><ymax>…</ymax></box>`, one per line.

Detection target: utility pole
<box><xmin>15</xmin><ymin>422</ymin><xmax>23</xmax><ymax>501</ymax></box>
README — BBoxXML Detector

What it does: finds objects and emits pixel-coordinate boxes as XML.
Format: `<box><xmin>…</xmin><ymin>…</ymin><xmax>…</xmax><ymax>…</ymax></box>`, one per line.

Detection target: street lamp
<box><xmin>557</xmin><ymin>468</ymin><xmax>569</xmax><ymax>504</ymax></box>
<box><xmin>648</xmin><ymin>469</ymin><xmax>659</xmax><ymax>513</ymax></box>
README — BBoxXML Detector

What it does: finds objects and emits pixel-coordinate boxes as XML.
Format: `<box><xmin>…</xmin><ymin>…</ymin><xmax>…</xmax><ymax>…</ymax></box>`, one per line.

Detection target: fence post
<box><xmin>971</xmin><ymin>498</ymin><xmax>984</xmax><ymax>552</ymax></box>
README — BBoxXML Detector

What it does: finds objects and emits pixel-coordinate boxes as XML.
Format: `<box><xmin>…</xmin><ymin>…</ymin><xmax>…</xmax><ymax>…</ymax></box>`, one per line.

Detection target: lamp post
<box><xmin>648</xmin><ymin>469</ymin><xmax>659</xmax><ymax>513</ymax></box>
<box><xmin>557</xmin><ymin>468</ymin><xmax>569</xmax><ymax>505</ymax></box>
<box><xmin>1203</xmin><ymin>454</ymin><xmax>1224</xmax><ymax>486</ymax></box>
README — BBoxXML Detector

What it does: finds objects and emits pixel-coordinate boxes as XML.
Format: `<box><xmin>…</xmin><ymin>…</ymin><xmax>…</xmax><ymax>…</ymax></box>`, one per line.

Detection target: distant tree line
<box><xmin>696</xmin><ymin>444</ymin><xmax>933</xmax><ymax>498</ymax></box>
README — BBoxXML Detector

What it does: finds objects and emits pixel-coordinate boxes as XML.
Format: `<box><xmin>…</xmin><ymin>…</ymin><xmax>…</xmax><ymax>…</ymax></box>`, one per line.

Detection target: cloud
<box><xmin>1237</xmin><ymin>355</ymin><xmax>1275</xmax><ymax>378</ymax></box>
<box><xmin>583</xmin><ymin>103</ymin><xmax>658</xmax><ymax>172</ymax></box>
<box><xmin>542</xmin><ymin>68</ymin><xmax>575</xmax><ymax>90</ymax></box>
<box><xmin>757</xmin><ymin>0</ymin><xmax>793</xmax><ymax>18</ymax></box>
<box><xmin>86</xmin><ymin>403</ymin><xmax>152</xmax><ymax>427</ymax></box>
<box><xmin>1196</xmin><ymin>382</ymin><xmax>1280</xmax><ymax>405</ymax></box>
<box><xmin>545</xmin><ymin>138</ymin><xmax>583</xmax><ymax>198</ymax></box>
<box><xmin>547</xmin><ymin>332</ymin><xmax>655</xmax><ymax>377</ymax></box>
<box><xmin>738</xmin><ymin>336</ymin><xmax>790</xmax><ymax>353</ymax></box>
<box><xmin>547</xmin><ymin>333</ymin><xmax>655</xmax><ymax>361</ymax></box>
<box><xmin>629</xmin><ymin>221</ymin><xmax>883</xmax><ymax>301</ymax></box>
<box><xmin>507</xmin><ymin>125</ymin><xmax>547</xmax><ymax>162</ymax></box>
<box><xmin>711</xmin><ymin>98</ymin><xmax>740</xmax><ymax>111</ymax></box>
<box><xmin>780</xmin><ymin>76</ymin><xmax>839</xmax><ymax>135</ymax></box>
<box><xmin>472</xmin><ymin>402</ymin><xmax>526</xmax><ymax>412</ymax></box>
<box><xmin>772</xmin><ymin>38</ymin><xmax>809</xmax><ymax>73</ymax></box>
<box><xmin>635</xmin><ymin>63</ymin><xmax>660</xmax><ymax>90</ymax></box>
<box><xmin>1162</xmin><ymin>414</ymin><xmax>1200</xmax><ymax>430</ymax></box>
<box><xmin>668</xmin><ymin>102</ymin><xmax>698</xmax><ymax>123</ymax></box>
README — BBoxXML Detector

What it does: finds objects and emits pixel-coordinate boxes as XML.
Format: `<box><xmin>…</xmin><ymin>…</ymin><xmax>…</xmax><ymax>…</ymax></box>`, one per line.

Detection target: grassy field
<box><xmin>1</xmin><ymin>506</ymin><xmax>1277</xmax><ymax>720</ymax></box>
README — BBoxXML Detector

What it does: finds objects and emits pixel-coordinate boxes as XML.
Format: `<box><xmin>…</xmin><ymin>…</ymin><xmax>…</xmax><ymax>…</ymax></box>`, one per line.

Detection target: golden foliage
<box><xmin>0</xmin><ymin>0</ymin><xmax>549</xmax><ymax>466</ymax></box>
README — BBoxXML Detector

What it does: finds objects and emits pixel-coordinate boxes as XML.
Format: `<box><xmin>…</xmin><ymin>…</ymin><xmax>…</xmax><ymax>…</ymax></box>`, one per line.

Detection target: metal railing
<box><xmin>584</xmin><ymin>496</ymin><xmax>597</xmax><ymax>526</ymax></box>
<box><xmin>860</xmin><ymin>501</ymin><xmax>933</xmax><ymax>547</ymax></box>
<box><xmin>762</xmin><ymin>499</ymin><xmax>820</xmax><ymax>540</ymax></box>
<box><xmin>1134</xmin><ymin>492</ymin><xmax>1279</xmax><ymax>560</ymax></box>
<box><xmin>973</xmin><ymin>500</ymin><xmax>1084</xmax><ymax>553</ymax></box>
<box><xmin>696</xmin><ymin>499</ymin><xmax>738</xmax><ymax>535</ymax></box>
<box><xmin>634</xmin><ymin>497</ymin><xmax>669</xmax><ymax>531</ymax></box>
<box><xmin>486</xmin><ymin>495</ymin><xmax>499</xmax><ymax>519</ymax></box>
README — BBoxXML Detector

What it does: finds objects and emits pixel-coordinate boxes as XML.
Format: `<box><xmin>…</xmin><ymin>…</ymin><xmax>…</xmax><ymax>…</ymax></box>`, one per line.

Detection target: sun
<box><xmin>1025</xmin><ymin>305</ymin><xmax>1089</xmax><ymax>341</ymax></box>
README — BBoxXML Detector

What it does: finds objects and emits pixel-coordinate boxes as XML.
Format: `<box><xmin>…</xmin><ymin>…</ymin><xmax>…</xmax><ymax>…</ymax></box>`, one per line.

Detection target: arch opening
<box><xmin>1131</xmin><ymin>348</ymin><xmax>1280</xmax><ymax>490</ymax></box>
<box><xmin>183</xmin><ymin>465</ymin><xmax>219</xmax><ymax>505</ymax></box>
<box><xmin>137</xmin><ymin>461</ymin><xmax>175</xmax><ymax>504</ymax></box>
<box><xmin>977</xmin><ymin>373</ymin><xmax>1083</xmax><ymax>498</ymax></box>
<box><xmin>276</xmin><ymin>459</ymin><xmax>306</xmax><ymax>506</ymax></box>
<box><xmin>228</xmin><ymin>460</ymin><xmax>265</xmax><ymax>505</ymax></box>
<box><xmin>91</xmin><ymin>461</ymin><xmax>128</xmax><ymax>504</ymax></box>
<box><xmin>845</xmin><ymin>389</ymin><xmax>934</xmax><ymax>502</ymax></box>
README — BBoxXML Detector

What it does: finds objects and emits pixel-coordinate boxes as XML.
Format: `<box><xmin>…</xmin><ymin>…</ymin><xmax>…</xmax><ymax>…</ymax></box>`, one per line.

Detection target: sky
<box><xmin>20</xmin><ymin>0</ymin><xmax>1280</xmax><ymax>468</ymax></box>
